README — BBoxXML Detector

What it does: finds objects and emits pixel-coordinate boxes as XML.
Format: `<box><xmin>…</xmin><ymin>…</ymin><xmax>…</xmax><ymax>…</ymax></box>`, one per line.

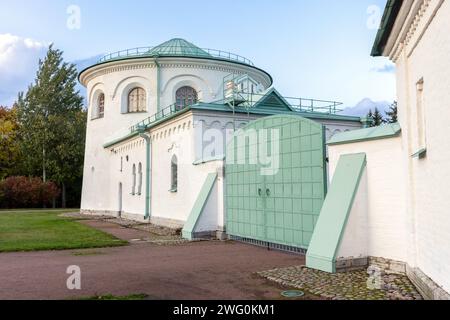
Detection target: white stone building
<box><xmin>79</xmin><ymin>38</ymin><xmax>361</xmax><ymax>238</ymax></box>
<box><xmin>306</xmin><ymin>0</ymin><xmax>450</xmax><ymax>300</ymax></box>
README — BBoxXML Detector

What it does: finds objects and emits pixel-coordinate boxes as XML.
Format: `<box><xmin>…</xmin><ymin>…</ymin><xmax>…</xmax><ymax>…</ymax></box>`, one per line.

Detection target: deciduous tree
<box><xmin>0</xmin><ymin>106</ymin><xmax>20</xmax><ymax>179</ymax></box>
<box><xmin>16</xmin><ymin>45</ymin><xmax>86</xmax><ymax>207</ymax></box>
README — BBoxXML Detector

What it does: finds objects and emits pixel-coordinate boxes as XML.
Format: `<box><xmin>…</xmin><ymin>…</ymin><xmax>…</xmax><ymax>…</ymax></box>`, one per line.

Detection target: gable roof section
<box><xmin>371</xmin><ymin>0</ymin><xmax>404</xmax><ymax>56</ymax></box>
<box><xmin>251</xmin><ymin>88</ymin><xmax>295</xmax><ymax>112</ymax></box>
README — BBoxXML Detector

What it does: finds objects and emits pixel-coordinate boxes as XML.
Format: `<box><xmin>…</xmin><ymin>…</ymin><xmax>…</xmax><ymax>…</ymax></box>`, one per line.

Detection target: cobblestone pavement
<box><xmin>258</xmin><ymin>266</ymin><xmax>423</xmax><ymax>300</ymax></box>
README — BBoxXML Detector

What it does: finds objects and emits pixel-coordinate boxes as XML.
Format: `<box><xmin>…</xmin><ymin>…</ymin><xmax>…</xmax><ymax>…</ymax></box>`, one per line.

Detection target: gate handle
<box><xmin>266</xmin><ymin>188</ymin><xmax>271</xmax><ymax>197</ymax></box>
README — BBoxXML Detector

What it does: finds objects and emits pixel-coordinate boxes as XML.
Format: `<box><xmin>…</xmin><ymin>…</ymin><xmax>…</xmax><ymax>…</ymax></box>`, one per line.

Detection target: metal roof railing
<box><xmin>219</xmin><ymin>91</ymin><xmax>344</xmax><ymax>114</ymax></box>
<box><xmin>98</xmin><ymin>46</ymin><xmax>255</xmax><ymax>66</ymax></box>
<box><xmin>128</xmin><ymin>94</ymin><xmax>343</xmax><ymax>134</ymax></box>
<box><xmin>129</xmin><ymin>103</ymin><xmax>190</xmax><ymax>133</ymax></box>
<box><xmin>284</xmin><ymin>96</ymin><xmax>344</xmax><ymax>114</ymax></box>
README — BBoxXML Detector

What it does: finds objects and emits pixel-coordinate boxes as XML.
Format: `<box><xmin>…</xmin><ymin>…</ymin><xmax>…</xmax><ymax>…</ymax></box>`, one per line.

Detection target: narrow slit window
<box><xmin>170</xmin><ymin>155</ymin><xmax>178</xmax><ymax>192</ymax></box>
<box><xmin>131</xmin><ymin>164</ymin><xmax>136</xmax><ymax>195</ymax></box>
<box><xmin>416</xmin><ymin>79</ymin><xmax>426</xmax><ymax>150</ymax></box>
<box><xmin>98</xmin><ymin>93</ymin><xmax>105</xmax><ymax>118</ymax></box>
<box><xmin>137</xmin><ymin>163</ymin><xmax>143</xmax><ymax>195</ymax></box>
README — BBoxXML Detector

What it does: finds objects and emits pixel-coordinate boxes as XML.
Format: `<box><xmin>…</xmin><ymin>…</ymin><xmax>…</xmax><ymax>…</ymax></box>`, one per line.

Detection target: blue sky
<box><xmin>0</xmin><ymin>0</ymin><xmax>394</xmax><ymax>108</ymax></box>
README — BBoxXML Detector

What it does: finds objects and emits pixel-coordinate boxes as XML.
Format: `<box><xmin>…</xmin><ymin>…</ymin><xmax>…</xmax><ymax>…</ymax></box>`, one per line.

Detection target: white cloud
<box><xmin>0</xmin><ymin>33</ymin><xmax>47</xmax><ymax>106</ymax></box>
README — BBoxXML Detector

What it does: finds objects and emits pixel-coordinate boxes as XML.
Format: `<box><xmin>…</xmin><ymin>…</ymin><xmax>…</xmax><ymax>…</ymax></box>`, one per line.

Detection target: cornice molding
<box><xmin>80</xmin><ymin>58</ymin><xmax>271</xmax><ymax>88</ymax></box>
<box><xmin>390</xmin><ymin>0</ymin><xmax>444</xmax><ymax>62</ymax></box>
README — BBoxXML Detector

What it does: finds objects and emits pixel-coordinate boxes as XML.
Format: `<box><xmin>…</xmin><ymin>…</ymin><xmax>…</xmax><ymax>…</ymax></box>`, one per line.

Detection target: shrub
<box><xmin>0</xmin><ymin>176</ymin><xmax>60</xmax><ymax>208</ymax></box>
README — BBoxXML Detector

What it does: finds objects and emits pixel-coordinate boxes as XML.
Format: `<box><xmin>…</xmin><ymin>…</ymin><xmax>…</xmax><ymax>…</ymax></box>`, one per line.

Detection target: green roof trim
<box><xmin>328</xmin><ymin>123</ymin><xmax>401</xmax><ymax>145</ymax></box>
<box><xmin>103</xmin><ymin>131</ymin><xmax>139</xmax><ymax>149</ymax></box>
<box><xmin>193</xmin><ymin>155</ymin><xmax>225</xmax><ymax>166</ymax></box>
<box><xmin>103</xmin><ymin>107</ymin><xmax>192</xmax><ymax>148</ymax></box>
<box><xmin>182</xmin><ymin>173</ymin><xmax>218</xmax><ymax>240</ymax></box>
<box><xmin>371</xmin><ymin>0</ymin><xmax>403</xmax><ymax>56</ymax></box>
<box><xmin>306</xmin><ymin>153</ymin><xmax>367</xmax><ymax>273</ymax></box>
<box><xmin>103</xmin><ymin>88</ymin><xmax>361</xmax><ymax>149</ymax></box>
<box><xmin>103</xmin><ymin>101</ymin><xmax>361</xmax><ymax>149</ymax></box>
<box><xmin>411</xmin><ymin>147</ymin><xmax>427</xmax><ymax>159</ymax></box>
<box><xmin>192</xmin><ymin>102</ymin><xmax>361</xmax><ymax>122</ymax></box>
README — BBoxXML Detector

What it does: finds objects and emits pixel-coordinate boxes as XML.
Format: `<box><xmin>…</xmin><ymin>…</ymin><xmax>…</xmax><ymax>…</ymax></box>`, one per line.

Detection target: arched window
<box><xmin>170</xmin><ymin>155</ymin><xmax>178</xmax><ymax>192</ymax></box>
<box><xmin>128</xmin><ymin>87</ymin><xmax>146</xmax><ymax>113</ymax></box>
<box><xmin>131</xmin><ymin>164</ymin><xmax>136</xmax><ymax>195</ymax></box>
<box><xmin>176</xmin><ymin>86</ymin><xmax>198</xmax><ymax>109</ymax></box>
<box><xmin>98</xmin><ymin>93</ymin><xmax>105</xmax><ymax>118</ymax></box>
<box><xmin>137</xmin><ymin>163</ymin><xmax>143</xmax><ymax>195</ymax></box>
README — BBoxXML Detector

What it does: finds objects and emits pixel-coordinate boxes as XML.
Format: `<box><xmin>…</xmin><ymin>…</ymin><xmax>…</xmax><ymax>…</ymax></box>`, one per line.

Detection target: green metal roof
<box><xmin>328</xmin><ymin>122</ymin><xmax>401</xmax><ymax>145</ymax></box>
<box><xmin>104</xmin><ymin>89</ymin><xmax>360</xmax><ymax>149</ymax></box>
<box><xmin>191</xmin><ymin>102</ymin><xmax>360</xmax><ymax>122</ymax></box>
<box><xmin>371</xmin><ymin>0</ymin><xmax>403</xmax><ymax>56</ymax></box>
<box><xmin>146</xmin><ymin>38</ymin><xmax>213</xmax><ymax>58</ymax></box>
<box><xmin>94</xmin><ymin>38</ymin><xmax>256</xmax><ymax>67</ymax></box>
<box><xmin>79</xmin><ymin>38</ymin><xmax>273</xmax><ymax>84</ymax></box>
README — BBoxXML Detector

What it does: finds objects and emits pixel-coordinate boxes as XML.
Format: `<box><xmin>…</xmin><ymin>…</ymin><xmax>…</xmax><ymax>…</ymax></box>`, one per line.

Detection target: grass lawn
<box><xmin>0</xmin><ymin>210</ymin><xmax>127</xmax><ymax>252</ymax></box>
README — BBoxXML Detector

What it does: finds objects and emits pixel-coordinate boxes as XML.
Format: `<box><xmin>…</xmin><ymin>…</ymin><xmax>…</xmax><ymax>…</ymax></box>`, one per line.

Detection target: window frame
<box><xmin>175</xmin><ymin>86</ymin><xmax>198</xmax><ymax>110</ymax></box>
<box><xmin>128</xmin><ymin>87</ymin><xmax>147</xmax><ymax>113</ymax></box>
<box><xmin>98</xmin><ymin>93</ymin><xmax>105</xmax><ymax>118</ymax></box>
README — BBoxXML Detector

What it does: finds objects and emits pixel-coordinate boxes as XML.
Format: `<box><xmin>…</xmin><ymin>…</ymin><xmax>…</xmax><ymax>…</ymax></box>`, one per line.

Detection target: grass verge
<box><xmin>0</xmin><ymin>210</ymin><xmax>127</xmax><ymax>252</ymax></box>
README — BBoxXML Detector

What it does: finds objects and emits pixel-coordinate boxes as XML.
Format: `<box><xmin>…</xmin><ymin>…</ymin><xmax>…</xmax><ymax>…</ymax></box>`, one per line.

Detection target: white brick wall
<box><xmin>394</xmin><ymin>0</ymin><xmax>450</xmax><ymax>293</ymax></box>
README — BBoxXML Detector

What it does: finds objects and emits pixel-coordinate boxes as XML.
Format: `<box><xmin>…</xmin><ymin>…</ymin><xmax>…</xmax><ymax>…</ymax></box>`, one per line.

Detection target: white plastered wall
<box><xmin>328</xmin><ymin>136</ymin><xmax>408</xmax><ymax>263</ymax></box>
<box><xmin>336</xmin><ymin>169</ymin><xmax>369</xmax><ymax>260</ymax></box>
<box><xmin>386</xmin><ymin>0</ymin><xmax>450</xmax><ymax>292</ymax></box>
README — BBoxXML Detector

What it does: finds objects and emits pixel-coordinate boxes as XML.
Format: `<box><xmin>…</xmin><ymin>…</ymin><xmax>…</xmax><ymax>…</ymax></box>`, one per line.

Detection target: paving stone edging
<box><xmin>258</xmin><ymin>265</ymin><xmax>423</xmax><ymax>300</ymax></box>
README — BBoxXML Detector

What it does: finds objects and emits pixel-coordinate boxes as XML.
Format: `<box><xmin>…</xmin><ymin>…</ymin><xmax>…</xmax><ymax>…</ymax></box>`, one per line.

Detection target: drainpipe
<box><xmin>154</xmin><ymin>56</ymin><xmax>161</xmax><ymax>112</ymax></box>
<box><xmin>138</xmin><ymin>125</ymin><xmax>152</xmax><ymax>220</ymax></box>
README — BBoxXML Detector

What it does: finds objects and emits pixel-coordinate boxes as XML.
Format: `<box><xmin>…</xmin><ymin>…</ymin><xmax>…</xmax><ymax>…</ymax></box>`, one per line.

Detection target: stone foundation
<box><xmin>148</xmin><ymin>216</ymin><xmax>184</xmax><ymax>230</ymax></box>
<box><xmin>336</xmin><ymin>257</ymin><xmax>369</xmax><ymax>273</ymax></box>
<box><xmin>80</xmin><ymin>209</ymin><xmax>119</xmax><ymax>218</ymax></box>
<box><xmin>368</xmin><ymin>257</ymin><xmax>407</xmax><ymax>275</ymax></box>
<box><xmin>336</xmin><ymin>255</ymin><xmax>450</xmax><ymax>300</ymax></box>
<box><xmin>406</xmin><ymin>266</ymin><xmax>450</xmax><ymax>300</ymax></box>
<box><xmin>335</xmin><ymin>256</ymin><xmax>407</xmax><ymax>274</ymax></box>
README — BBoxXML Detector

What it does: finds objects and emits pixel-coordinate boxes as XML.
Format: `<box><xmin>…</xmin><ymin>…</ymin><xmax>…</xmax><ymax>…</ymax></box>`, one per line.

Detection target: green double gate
<box><xmin>225</xmin><ymin>115</ymin><xmax>326</xmax><ymax>250</ymax></box>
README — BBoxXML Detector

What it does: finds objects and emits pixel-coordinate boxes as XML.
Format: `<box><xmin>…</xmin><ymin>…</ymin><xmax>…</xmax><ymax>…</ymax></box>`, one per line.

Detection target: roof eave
<box><xmin>371</xmin><ymin>0</ymin><xmax>404</xmax><ymax>57</ymax></box>
<box><xmin>78</xmin><ymin>55</ymin><xmax>273</xmax><ymax>87</ymax></box>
